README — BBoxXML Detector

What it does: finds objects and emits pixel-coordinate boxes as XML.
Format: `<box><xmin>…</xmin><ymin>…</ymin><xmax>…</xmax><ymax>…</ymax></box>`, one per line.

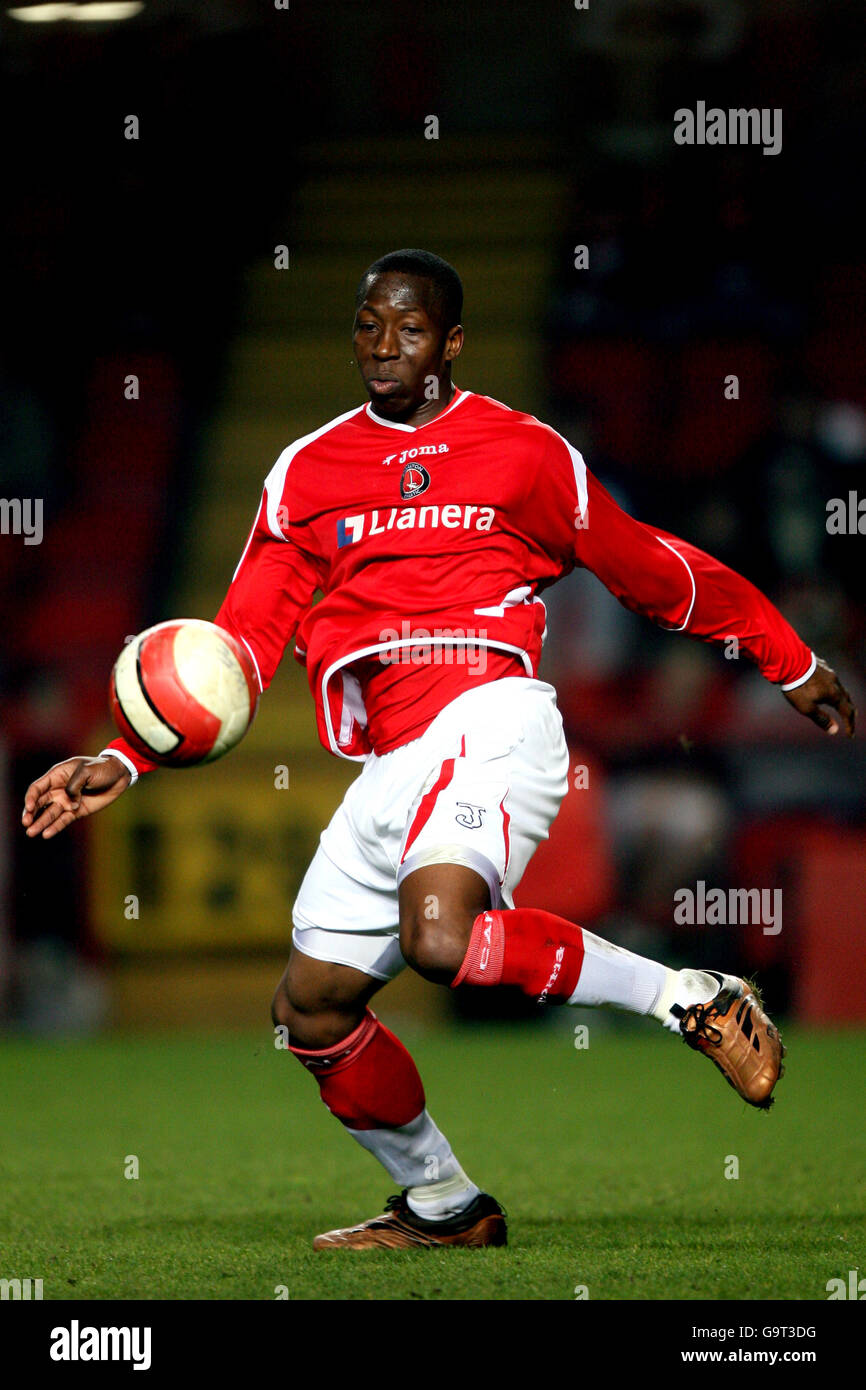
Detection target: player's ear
<box><xmin>444</xmin><ymin>325</ymin><xmax>464</xmax><ymax>361</ymax></box>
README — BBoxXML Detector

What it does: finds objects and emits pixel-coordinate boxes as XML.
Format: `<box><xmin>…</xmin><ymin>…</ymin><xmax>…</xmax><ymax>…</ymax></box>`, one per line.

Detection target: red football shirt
<box><xmin>105</xmin><ymin>387</ymin><xmax>814</xmax><ymax>771</ymax></box>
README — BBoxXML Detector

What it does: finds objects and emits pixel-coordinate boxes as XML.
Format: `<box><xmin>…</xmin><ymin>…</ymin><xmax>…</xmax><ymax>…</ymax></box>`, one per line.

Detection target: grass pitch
<box><xmin>1</xmin><ymin>1019</ymin><xmax>863</xmax><ymax>1301</ymax></box>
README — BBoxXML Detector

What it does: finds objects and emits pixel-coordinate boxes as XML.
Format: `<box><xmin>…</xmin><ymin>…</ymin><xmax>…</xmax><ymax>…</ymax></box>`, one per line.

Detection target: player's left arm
<box><xmin>569</xmin><ymin>465</ymin><xmax>855</xmax><ymax>738</ymax></box>
<box><xmin>779</xmin><ymin>656</ymin><xmax>855</xmax><ymax>737</ymax></box>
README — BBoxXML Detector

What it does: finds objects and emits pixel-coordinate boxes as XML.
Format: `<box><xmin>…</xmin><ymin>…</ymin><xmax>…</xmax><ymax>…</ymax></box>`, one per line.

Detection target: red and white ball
<box><xmin>110</xmin><ymin>619</ymin><xmax>260</xmax><ymax>766</ymax></box>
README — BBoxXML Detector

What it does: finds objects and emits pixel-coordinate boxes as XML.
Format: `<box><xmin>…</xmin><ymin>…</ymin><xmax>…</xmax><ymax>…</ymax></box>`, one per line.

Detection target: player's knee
<box><xmin>271</xmin><ymin>983</ymin><xmax>294</xmax><ymax>1032</ymax></box>
<box><xmin>271</xmin><ymin>972</ymin><xmax>366</xmax><ymax>1050</ymax></box>
<box><xmin>398</xmin><ymin>865</ymin><xmax>488</xmax><ymax>982</ymax></box>
<box><xmin>400</xmin><ymin>913</ymin><xmax>471</xmax><ymax>983</ymax></box>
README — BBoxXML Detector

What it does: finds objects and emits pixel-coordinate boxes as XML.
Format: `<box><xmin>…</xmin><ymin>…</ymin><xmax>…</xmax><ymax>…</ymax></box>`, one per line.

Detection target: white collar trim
<box><xmin>364</xmin><ymin>386</ymin><xmax>471</xmax><ymax>432</ymax></box>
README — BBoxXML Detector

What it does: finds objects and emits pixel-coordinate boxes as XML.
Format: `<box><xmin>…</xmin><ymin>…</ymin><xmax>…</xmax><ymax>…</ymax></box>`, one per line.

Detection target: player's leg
<box><xmin>272</xmin><ymin>939</ymin><xmax>456</xmax><ymax>1192</ymax></box>
<box><xmin>272</xmin><ymin>933</ymin><xmax>504</xmax><ymax>1248</ymax></box>
<box><xmin>399</xmin><ymin>863</ymin><xmax>784</xmax><ymax>1106</ymax></box>
<box><xmin>400</xmin><ymin>859</ymin><xmax>689</xmax><ymax>1015</ymax></box>
<box><xmin>276</xmin><ymin>756</ymin><xmax>506</xmax><ymax>1248</ymax></box>
<box><xmin>396</xmin><ymin>678</ymin><xmax>784</xmax><ymax>1109</ymax></box>
<box><xmin>401</xmin><ymin>860</ymin><xmax>713</xmax><ymax>1020</ymax></box>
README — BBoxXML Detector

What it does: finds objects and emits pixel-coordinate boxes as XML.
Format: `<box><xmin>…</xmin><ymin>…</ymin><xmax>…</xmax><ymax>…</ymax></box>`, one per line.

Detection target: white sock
<box><xmin>405</xmin><ymin>1168</ymin><xmax>480</xmax><ymax>1222</ymax></box>
<box><xmin>346</xmin><ymin>1109</ymin><xmax>480</xmax><ymax>1221</ymax></box>
<box><xmin>652</xmin><ymin>968</ymin><xmax>724</xmax><ymax>1033</ymax></box>
<box><xmin>567</xmin><ymin>929</ymin><xmax>669</xmax><ymax>1014</ymax></box>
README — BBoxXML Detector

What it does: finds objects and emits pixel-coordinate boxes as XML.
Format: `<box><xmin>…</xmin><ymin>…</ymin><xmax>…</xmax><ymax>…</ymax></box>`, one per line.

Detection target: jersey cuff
<box><xmin>99</xmin><ymin>748</ymin><xmax>140</xmax><ymax>785</ymax></box>
<box><xmin>780</xmin><ymin>652</ymin><xmax>817</xmax><ymax>691</ymax></box>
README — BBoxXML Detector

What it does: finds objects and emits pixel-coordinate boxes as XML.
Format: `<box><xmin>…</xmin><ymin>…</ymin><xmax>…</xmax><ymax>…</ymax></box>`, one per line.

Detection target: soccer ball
<box><xmin>110</xmin><ymin>619</ymin><xmax>260</xmax><ymax>766</ymax></box>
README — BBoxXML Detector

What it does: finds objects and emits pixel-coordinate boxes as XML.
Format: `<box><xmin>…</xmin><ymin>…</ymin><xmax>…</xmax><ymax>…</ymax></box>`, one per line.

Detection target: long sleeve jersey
<box><xmin>105</xmin><ymin>386</ymin><xmax>815</xmax><ymax>772</ymax></box>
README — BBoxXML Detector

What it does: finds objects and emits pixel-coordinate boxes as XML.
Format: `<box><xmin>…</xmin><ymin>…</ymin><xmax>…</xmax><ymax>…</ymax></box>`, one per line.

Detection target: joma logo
<box><xmin>381</xmin><ymin>443</ymin><xmax>449</xmax><ymax>467</ymax></box>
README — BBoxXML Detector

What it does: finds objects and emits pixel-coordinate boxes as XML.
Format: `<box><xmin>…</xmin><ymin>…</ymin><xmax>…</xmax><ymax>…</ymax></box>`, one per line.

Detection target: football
<box><xmin>110</xmin><ymin>619</ymin><xmax>260</xmax><ymax>766</ymax></box>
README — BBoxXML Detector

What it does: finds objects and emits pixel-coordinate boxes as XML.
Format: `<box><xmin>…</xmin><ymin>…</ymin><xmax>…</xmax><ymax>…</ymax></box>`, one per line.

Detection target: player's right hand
<box><xmin>21</xmin><ymin>755</ymin><xmax>132</xmax><ymax>840</ymax></box>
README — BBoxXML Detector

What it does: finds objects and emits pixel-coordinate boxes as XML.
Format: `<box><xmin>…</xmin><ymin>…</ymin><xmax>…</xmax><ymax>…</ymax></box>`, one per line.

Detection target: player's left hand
<box><xmin>782</xmin><ymin>656</ymin><xmax>856</xmax><ymax>737</ymax></box>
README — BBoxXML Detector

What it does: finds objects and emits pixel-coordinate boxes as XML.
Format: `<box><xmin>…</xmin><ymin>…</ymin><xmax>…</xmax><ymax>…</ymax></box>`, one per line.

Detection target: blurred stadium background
<box><xmin>1</xmin><ymin>0</ymin><xmax>864</xmax><ymax>1042</ymax></box>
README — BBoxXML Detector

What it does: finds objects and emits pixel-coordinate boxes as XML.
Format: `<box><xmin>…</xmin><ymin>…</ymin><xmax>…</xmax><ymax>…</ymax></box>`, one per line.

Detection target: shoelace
<box><xmin>683</xmin><ymin>1000</ymin><xmax>725</xmax><ymax>1047</ymax></box>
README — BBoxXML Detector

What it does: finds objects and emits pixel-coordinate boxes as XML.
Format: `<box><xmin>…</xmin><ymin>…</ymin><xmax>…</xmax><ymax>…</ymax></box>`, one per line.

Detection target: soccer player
<box><xmin>23</xmin><ymin>250</ymin><xmax>855</xmax><ymax>1250</ymax></box>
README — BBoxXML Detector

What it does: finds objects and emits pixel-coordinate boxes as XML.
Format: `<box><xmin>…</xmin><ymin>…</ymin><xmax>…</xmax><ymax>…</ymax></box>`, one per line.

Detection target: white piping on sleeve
<box><xmin>231</xmin><ymin>503</ymin><xmax>261</xmax><ymax>582</ymax></box>
<box><xmin>564</xmin><ymin>438</ymin><xmax>589</xmax><ymax>523</ymax></box>
<box><xmin>654</xmin><ymin>535</ymin><xmax>697</xmax><ymax>631</ymax></box>
<box><xmin>542</xmin><ymin>426</ymin><xmax>589</xmax><ymax>523</ymax></box>
<box><xmin>781</xmin><ymin>652</ymin><xmax>817</xmax><ymax>690</ymax></box>
<box><xmin>263</xmin><ymin>405</ymin><xmax>366</xmax><ymax>539</ymax></box>
<box><xmin>237</xmin><ymin>634</ymin><xmax>263</xmax><ymax>692</ymax></box>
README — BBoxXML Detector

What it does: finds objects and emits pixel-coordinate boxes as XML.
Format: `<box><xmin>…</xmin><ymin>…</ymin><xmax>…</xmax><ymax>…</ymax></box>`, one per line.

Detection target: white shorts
<box><xmin>291</xmin><ymin>677</ymin><xmax>569</xmax><ymax>981</ymax></box>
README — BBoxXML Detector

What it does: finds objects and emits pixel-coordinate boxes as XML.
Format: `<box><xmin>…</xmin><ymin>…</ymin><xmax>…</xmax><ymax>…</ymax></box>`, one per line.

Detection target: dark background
<box><xmin>1</xmin><ymin>0</ymin><xmax>863</xmax><ymax>1034</ymax></box>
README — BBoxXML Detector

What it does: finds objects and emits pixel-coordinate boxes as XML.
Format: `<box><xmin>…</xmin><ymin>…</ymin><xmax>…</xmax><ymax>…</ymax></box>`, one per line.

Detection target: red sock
<box><xmin>452</xmin><ymin>908</ymin><xmax>585</xmax><ymax>1004</ymax></box>
<box><xmin>289</xmin><ymin>1009</ymin><xmax>425</xmax><ymax>1130</ymax></box>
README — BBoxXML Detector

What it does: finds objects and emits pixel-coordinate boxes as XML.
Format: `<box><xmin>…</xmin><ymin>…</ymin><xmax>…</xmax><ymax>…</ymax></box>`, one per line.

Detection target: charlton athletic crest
<box><xmin>400</xmin><ymin>463</ymin><xmax>431</xmax><ymax>499</ymax></box>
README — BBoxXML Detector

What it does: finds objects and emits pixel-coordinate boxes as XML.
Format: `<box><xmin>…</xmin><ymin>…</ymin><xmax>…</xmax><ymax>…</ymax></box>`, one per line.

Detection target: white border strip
<box><xmin>781</xmin><ymin>652</ymin><xmax>817</xmax><ymax>690</ymax></box>
<box><xmin>364</xmin><ymin>387</ymin><xmax>471</xmax><ymax>433</ymax></box>
<box><xmin>231</xmin><ymin>500</ymin><xmax>261</xmax><ymax>582</ymax></box>
<box><xmin>237</xmin><ymin>633</ymin><xmax>263</xmax><ymax>693</ymax></box>
<box><xmin>320</xmin><ymin>637</ymin><xmax>534</xmax><ymax>759</ymax></box>
<box><xmin>654</xmin><ymin>536</ymin><xmax>697</xmax><ymax>631</ymax></box>
<box><xmin>397</xmin><ymin>845</ymin><xmax>502</xmax><ymax>906</ymax></box>
<box><xmin>562</xmin><ymin>437</ymin><xmax>589</xmax><ymax>522</ymax></box>
<box><xmin>264</xmin><ymin>405</ymin><xmax>366</xmax><ymax>539</ymax></box>
<box><xmin>99</xmin><ymin>747</ymin><xmax>140</xmax><ymax>785</ymax></box>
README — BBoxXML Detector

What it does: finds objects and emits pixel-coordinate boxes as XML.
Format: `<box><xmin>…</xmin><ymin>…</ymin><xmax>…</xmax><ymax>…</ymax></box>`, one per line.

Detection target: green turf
<box><xmin>0</xmin><ymin>1019</ymin><xmax>863</xmax><ymax>1300</ymax></box>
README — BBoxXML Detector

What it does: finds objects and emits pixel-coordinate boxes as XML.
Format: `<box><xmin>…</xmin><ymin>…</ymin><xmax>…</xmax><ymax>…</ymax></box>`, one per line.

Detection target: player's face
<box><xmin>353</xmin><ymin>273</ymin><xmax>463</xmax><ymax>423</ymax></box>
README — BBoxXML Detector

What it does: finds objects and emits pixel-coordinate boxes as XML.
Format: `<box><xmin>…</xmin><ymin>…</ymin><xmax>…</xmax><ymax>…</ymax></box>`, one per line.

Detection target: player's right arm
<box><xmin>23</xmin><ymin>469</ymin><xmax>324</xmax><ymax>838</ymax></box>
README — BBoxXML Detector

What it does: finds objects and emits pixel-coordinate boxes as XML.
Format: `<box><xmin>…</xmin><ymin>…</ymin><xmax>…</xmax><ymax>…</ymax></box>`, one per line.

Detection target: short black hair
<box><xmin>355</xmin><ymin>249</ymin><xmax>463</xmax><ymax>333</ymax></box>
